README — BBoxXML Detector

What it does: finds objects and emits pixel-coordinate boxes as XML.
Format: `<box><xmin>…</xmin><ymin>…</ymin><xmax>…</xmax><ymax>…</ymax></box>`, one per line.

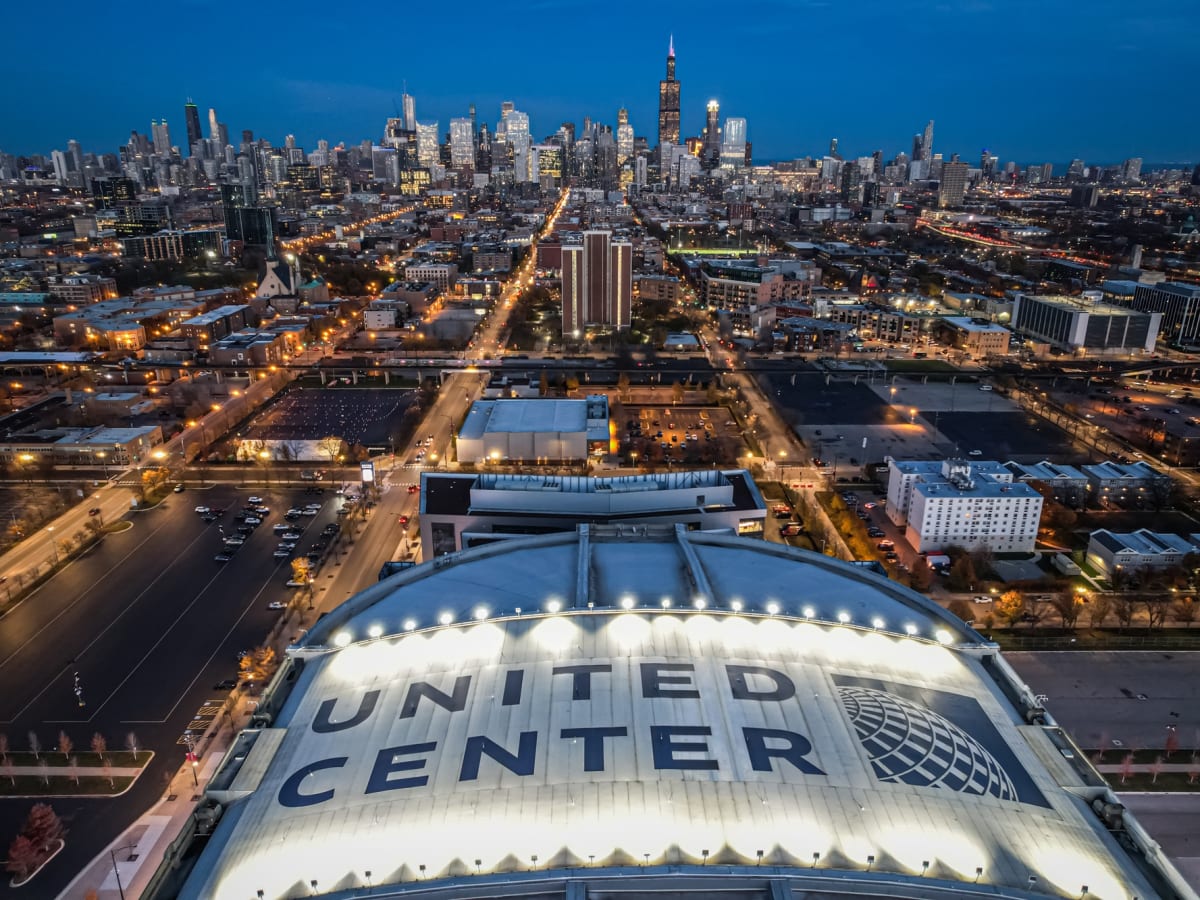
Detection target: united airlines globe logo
<box><xmin>838</xmin><ymin>685</ymin><xmax>1018</xmax><ymax>801</ymax></box>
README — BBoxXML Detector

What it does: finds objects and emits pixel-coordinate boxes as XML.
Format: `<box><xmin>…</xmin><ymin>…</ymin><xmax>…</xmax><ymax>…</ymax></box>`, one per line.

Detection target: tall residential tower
<box><xmin>562</xmin><ymin>230</ymin><xmax>632</xmax><ymax>336</ymax></box>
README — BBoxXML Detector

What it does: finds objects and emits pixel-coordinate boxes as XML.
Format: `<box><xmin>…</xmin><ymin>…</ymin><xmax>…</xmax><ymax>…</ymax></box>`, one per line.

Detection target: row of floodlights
<box><xmin>327</xmin><ymin>600</ymin><xmax>957</xmax><ymax>649</ymax></box>
<box><xmin>261</xmin><ymin>859</ymin><xmax>1091</xmax><ymax>896</ymax></box>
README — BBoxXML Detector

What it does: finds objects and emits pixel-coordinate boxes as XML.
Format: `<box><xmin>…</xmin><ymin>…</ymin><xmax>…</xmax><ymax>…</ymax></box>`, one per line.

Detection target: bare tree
<box><xmin>27</xmin><ymin>730</ymin><xmax>40</xmax><ymax>759</ymax></box>
<box><xmin>125</xmin><ymin>731</ymin><xmax>140</xmax><ymax>760</ymax></box>
<box><xmin>57</xmin><ymin>731</ymin><xmax>72</xmax><ymax>759</ymax></box>
<box><xmin>1112</xmin><ymin>596</ymin><xmax>1137</xmax><ymax>629</ymax></box>
<box><xmin>1142</xmin><ymin>597</ymin><xmax>1170</xmax><ymax>630</ymax></box>
<box><xmin>1087</xmin><ymin>594</ymin><xmax>1112</xmax><ymax>629</ymax></box>
<box><xmin>0</xmin><ymin>733</ymin><xmax>7</xmax><ymax>763</ymax></box>
<box><xmin>69</xmin><ymin>755</ymin><xmax>79</xmax><ymax>785</ymax></box>
<box><xmin>1050</xmin><ymin>593</ymin><xmax>1082</xmax><ymax>630</ymax></box>
<box><xmin>317</xmin><ymin>436</ymin><xmax>346</xmax><ymax>466</ymax></box>
<box><xmin>1173</xmin><ymin>597</ymin><xmax>1197</xmax><ymax>627</ymax></box>
<box><xmin>946</xmin><ymin>599</ymin><xmax>974</xmax><ymax>623</ymax></box>
<box><xmin>90</xmin><ymin>733</ymin><xmax>106</xmax><ymax>760</ymax></box>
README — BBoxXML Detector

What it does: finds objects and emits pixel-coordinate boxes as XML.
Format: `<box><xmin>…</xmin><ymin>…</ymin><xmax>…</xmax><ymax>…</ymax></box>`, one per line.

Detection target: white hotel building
<box><xmin>886</xmin><ymin>458</ymin><xmax>1043</xmax><ymax>553</ymax></box>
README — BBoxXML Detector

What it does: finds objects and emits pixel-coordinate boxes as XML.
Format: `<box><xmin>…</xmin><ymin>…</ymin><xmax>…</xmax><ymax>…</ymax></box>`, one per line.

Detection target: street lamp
<box><xmin>46</xmin><ymin>526</ymin><xmax>59</xmax><ymax>567</ymax></box>
<box><xmin>109</xmin><ymin>842</ymin><xmax>139</xmax><ymax>900</ymax></box>
<box><xmin>909</xmin><ymin>407</ymin><xmax>917</xmax><ymax>424</ymax></box>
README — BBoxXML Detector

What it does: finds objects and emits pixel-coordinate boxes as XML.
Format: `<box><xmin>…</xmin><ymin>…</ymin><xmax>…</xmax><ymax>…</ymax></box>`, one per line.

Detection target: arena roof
<box><xmin>177</xmin><ymin>529</ymin><xmax>1187</xmax><ymax>900</ymax></box>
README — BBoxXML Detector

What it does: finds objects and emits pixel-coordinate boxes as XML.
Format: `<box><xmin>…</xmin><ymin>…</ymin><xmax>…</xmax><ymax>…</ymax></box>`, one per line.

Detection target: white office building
<box><xmin>886</xmin><ymin>458</ymin><xmax>1042</xmax><ymax>553</ymax></box>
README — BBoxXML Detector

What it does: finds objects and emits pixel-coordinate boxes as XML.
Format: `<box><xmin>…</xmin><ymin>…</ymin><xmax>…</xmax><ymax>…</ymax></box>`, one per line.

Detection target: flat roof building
<box><xmin>456</xmin><ymin>397</ymin><xmax>610</xmax><ymax>464</ymax></box>
<box><xmin>419</xmin><ymin>469</ymin><xmax>766</xmax><ymax>555</ymax></box>
<box><xmin>938</xmin><ymin>316</ymin><xmax>1010</xmax><ymax>359</ymax></box>
<box><xmin>1011</xmin><ymin>293</ymin><xmax>1160</xmax><ymax>354</ymax></box>
<box><xmin>886</xmin><ymin>458</ymin><xmax>1042</xmax><ymax>553</ymax></box>
<box><xmin>1129</xmin><ymin>281</ymin><xmax>1200</xmax><ymax>348</ymax></box>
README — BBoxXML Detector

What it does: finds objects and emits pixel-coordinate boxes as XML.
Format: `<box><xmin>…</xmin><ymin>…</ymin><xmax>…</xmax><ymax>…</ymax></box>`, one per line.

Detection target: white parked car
<box><xmin>195</xmin><ymin>506</ymin><xmax>211</xmax><ymax>514</ymax></box>
<box><xmin>248</xmin><ymin>496</ymin><xmax>264</xmax><ymax>504</ymax></box>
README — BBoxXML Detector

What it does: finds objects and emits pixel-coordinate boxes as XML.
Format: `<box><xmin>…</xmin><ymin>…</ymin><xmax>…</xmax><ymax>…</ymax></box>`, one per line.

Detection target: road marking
<box><xmin>0</xmin><ymin>520</ymin><xmax>217</xmax><ymax>724</ymax></box>
<box><xmin>117</xmin><ymin>557</ymin><xmax>290</xmax><ymax>726</ymax></box>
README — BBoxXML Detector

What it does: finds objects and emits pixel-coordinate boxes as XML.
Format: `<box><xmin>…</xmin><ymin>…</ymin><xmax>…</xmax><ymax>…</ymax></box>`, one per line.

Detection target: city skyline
<box><xmin>2</xmin><ymin>0</ymin><xmax>1197</xmax><ymax>164</ymax></box>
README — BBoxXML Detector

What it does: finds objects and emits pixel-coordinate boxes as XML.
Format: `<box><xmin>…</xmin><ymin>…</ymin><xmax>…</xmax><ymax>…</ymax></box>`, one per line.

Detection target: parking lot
<box><xmin>244</xmin><ymin>387</ymin><xmax>416</xmax><ymax>446</ymax></box>
<box><xmin>620</xmin><ymin>405</ymin><xmax>745</xmax><ymax>466</ymax></box>
<box><xmin>766</xmin><ymin>372</ymin><xmax>1082</xmax><ymax>466</ymax></box>
<box><xmin>1005</xmin><ymin>651</ymin><xmax>1200</xmax><ymax>751</ymax></box>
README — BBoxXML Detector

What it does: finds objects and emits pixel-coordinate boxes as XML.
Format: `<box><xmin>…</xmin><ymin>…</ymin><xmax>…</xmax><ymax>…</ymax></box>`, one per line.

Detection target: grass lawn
<box><xmin>1107</xmin><ymin>772</ymin><xmax>1200</xmax><ymax>792</ymax></box>
<box><xmin>1089</xmin><ymin>748</ymin><xmax>1199</xmax><ymax>765</ymax></box>
<box><xmin>985</xmin><ymin>628</ymin><xmax>1200</xmax><ymax>651</ymax></box>
<box><xmin>0</xmin><ymin>775</ymin><xmax>135</xmax><ymax>797</ymax></box>
<box><xmin>883</xmin><ymin>359</ymin><xmax>958</xmax><ymax>373</ymax></box>
<box><xmin>1</xmin><ymin>751</ymin><xmax>152</xmax><ymax>769</ymax></box>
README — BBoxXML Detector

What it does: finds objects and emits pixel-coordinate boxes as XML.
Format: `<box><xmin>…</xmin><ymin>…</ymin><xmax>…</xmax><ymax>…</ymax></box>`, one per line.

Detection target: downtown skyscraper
<box><xmin>184</xmin><ymin>100</ymin><xmax>202</xmax><ymax>156</ymax></box>
<box><xmin>657</xmin><ymin>36</ymin><xmax>680</xmax><ymax>165</ymax></box>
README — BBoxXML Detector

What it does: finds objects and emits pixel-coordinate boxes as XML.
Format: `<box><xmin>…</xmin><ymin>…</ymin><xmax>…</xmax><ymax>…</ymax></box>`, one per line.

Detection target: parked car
<box><xmin>224</xmin><ymin>536</ymin><xmax>245</xmax><ymax>546</ymax></box>
<box><xmin>876</xmin><ymin>540</ymin><xmax>895</xmax><ymax>550</ymax></box>
<box><xmin>194</xmin><ymin>506</ymin><xmax>211</xmax><ymax>514</ymax></box>
<box><xmin>268</xmin><ymin>601</ymin><xmax>286</xmax><ymax>610</ymax></box>
<box><xmin>780</xmin><ymin>522</ymin><xmax>803</xmax><ymax>536</ymax></box>
<box><xmin>213</xmin><ymin>678</ymin><xmax>239</xmax><ymax>690</ymax></box>
<box><xmin>244</xmin><ymin>516</ymin><xmax>262</xmax><ymax>525</ymax></box>
<box><xmin>281</xmin><ymin>532</ymin><xmax>302</xmax><ymax>541</ymax></box>
<box><xmin>248</xmin><ymin>496</ymin><xmax>264</xmax><ymax>504</ymax></box>
<box><xmin>173</xmin><ymin>484</ymin><xmax>185</xmax><ymax>493</ymax></box>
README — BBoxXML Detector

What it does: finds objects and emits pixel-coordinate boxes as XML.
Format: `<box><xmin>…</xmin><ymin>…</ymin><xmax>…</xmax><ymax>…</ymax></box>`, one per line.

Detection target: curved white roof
<box><xmin>179</xmin><ymin>529</ymin><xmax>1176</xmax><ymax>900</ymax></box>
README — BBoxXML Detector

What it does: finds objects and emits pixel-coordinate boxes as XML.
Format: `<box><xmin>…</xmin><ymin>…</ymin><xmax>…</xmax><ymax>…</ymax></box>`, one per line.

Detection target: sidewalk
<box><xmin>3</xmin><ymin>764</ymin><xmax>142</xmax><ymax>777</ymax></box>
<box><xmin>56</xmin><ymin>712</ymin><xmax>245</xmax><ymax>900</ymax></box>
<box><xmin>0</xmin><ymin>481</ymin><xmax>136</xmax><ymax>601</ymax></box>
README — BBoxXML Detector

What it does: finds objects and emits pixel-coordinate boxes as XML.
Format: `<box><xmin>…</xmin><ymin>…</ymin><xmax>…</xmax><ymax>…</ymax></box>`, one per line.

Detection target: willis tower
<box><xmin>657</xmin><ymin>35</ymin><xmax>680</xmax><ymax>168</ymax></box>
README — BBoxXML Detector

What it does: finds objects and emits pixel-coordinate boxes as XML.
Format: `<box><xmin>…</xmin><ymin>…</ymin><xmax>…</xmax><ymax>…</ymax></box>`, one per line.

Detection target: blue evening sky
<box><xmin>2</xmin><ymin>0</ymin><xmax>1196</xmax><ymax>165</ymax></box>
